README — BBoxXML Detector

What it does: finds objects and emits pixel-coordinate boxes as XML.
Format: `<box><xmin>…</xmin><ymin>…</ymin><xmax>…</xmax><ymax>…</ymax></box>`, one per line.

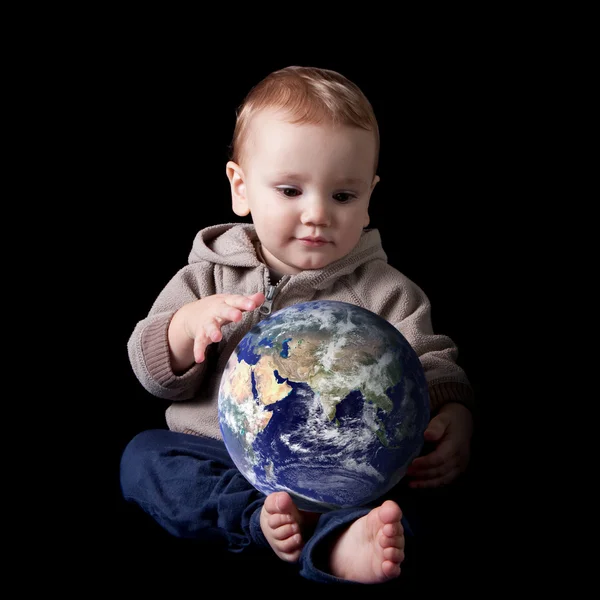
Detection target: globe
<box><xmin>218</xmin><ymin>300</ymin><xmax>430</xmax><ymax>512</ymax></box>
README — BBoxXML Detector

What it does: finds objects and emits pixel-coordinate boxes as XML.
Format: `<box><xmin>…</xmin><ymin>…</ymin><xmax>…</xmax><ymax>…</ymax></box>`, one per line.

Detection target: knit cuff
<box><xmin>140</xmin><ymin>312</ymin><xmax>207</xmax><ymax>389</ymax></box>
<box><xmin>428</xmin><ymin>381</ymin><xmax>476</xmax><ymax>416</ymax></box>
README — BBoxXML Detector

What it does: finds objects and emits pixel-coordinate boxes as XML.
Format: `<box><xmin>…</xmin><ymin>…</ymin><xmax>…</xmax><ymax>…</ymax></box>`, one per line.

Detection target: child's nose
<box><xmin>300</xmin><ymin>196</ymin><xmax>331</xmax><ymax>227</ymax></box>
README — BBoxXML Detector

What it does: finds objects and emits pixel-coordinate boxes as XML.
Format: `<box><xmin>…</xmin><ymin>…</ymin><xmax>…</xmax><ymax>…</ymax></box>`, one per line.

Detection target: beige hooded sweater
<box><xmin>128</xmin><ymin>223</ymin><xmax>474</xmax><ymax>440</ymax></box>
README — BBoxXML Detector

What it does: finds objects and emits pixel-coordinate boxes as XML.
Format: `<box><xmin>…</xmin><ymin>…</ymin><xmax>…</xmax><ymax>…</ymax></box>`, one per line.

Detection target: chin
<box><xmin>298</xmin><ymin>258</ymin><xmax>333</xmax><ymax>271</ymax></box>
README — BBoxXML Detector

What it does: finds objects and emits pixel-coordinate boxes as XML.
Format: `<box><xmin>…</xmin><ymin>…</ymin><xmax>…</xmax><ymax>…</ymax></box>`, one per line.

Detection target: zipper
<box><xmin>260</xmin><ymin>275</ymin><xmax>290</xmax><ymax>315</ymax></box>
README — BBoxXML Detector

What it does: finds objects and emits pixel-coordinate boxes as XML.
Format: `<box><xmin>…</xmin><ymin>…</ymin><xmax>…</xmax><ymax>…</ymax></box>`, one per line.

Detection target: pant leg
<box><xmin>119</xmin><ymin>429</ymin><xmax>269</xmax><ymax>553</ymax></box>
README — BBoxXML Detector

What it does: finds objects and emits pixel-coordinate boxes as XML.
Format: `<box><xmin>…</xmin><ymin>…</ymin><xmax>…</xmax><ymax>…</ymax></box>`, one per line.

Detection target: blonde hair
<box><xmin>230</xmin><ymin>66</ymin><xmax>380</xmax><ymax>174</ymax></box>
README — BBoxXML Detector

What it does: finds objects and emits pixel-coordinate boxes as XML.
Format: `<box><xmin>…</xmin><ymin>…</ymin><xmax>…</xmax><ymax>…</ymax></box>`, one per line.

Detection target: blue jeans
<box><xmin>120</xmin><ymin>429</ymin><xmax>417</xmax><ymax>584</ymax></box>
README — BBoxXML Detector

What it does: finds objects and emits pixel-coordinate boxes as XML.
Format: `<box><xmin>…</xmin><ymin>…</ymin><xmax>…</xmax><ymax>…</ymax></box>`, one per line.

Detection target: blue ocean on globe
<box><xmin>218</xmin><ymin>300</ymin><xmax>430</xmax><ymax>512</ymax></box>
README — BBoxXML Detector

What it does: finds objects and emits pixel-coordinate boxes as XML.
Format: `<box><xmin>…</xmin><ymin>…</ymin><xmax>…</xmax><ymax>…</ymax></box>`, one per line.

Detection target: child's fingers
<box><xmin>224</xmin><ymin>294</ymin><xmax>264</xmax><ymax>312</ymax></box>
<box><xmin>423</xmin><ymin>414</ymin><xmax>450</xmax><ymax>441</ymax></box>
<box><xmin>193</xmin><ymin>336</ymin><xmax>208</xmax><ymax>363</ymax></box>
<box><xmin>248</xmin><ymin>292</ymin><xmax>266</xmax><ymax>305</ymax></box>
<box><xmin>408</xmin><ymin>447</ymin><xmax>461</xmax><ymax>479</ymax></box>
<box><xmin>408</xmin><ymin>463</ymin><xmax>446</xmax><ymax>481</ymax></box>
<box><xmin>409</xmin><ymin>451</ymin><xmax>445</xmax><ymax>472</ymax></box>
<box><xmin>205</xmin><ymin>321</ymin><xmax>223</xmax><ymax>343</ymax></box>
<box><xmin>215</xmin><ymin>305</ymin><xmax>244</xmax><ymax>323</ymax></box>
<box><xmin>192</xmin><ymin>293</ymin><xmax>267</xmax><ymax>363</ymax></box>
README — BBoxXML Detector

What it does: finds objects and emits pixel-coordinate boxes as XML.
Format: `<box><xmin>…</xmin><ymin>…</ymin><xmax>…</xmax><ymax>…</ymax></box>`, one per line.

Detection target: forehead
<box><xmin>245</xmin><ymin>109</ymin><xmax>376</xmax><ymax>174</ymax></box>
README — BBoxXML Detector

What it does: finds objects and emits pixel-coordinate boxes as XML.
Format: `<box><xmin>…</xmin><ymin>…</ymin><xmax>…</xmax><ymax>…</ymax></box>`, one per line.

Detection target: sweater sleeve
<box><xmin>126</xmin><ymin>263</ymin><xmax>216</xmax><ymax>401</ymax></box>
<box><xmin>391</xmin><ymin>282</ymin><xmax>475</xmax><ymax>414</ymax></box>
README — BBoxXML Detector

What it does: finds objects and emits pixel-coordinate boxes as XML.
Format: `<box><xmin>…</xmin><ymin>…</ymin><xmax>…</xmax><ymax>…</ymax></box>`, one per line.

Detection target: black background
<box><xmin>71</xmin><ymin>32</ymin><xmax>534</xmax><ymax>590</ymax></box>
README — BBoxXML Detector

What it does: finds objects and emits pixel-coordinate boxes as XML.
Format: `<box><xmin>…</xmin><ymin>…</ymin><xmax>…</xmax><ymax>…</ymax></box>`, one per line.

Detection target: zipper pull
<box><xmin>260</xmin><ymin>285</ymin><xmax>276</xmax><ymax>315</ymax></box>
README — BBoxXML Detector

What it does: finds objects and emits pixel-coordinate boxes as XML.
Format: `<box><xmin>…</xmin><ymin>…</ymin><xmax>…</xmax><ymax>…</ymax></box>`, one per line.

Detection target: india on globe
<box><xmin>218</xmin><ymin>300</ymin><xmax>430</xmax><ymax>512</ymax></box>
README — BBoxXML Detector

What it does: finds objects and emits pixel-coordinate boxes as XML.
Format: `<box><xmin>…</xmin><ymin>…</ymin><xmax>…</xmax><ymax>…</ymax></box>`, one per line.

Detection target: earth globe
<box><xmin>218</xmin><ymin>300</ymin><xmax>430</xmax><ymax>512</ymax></box>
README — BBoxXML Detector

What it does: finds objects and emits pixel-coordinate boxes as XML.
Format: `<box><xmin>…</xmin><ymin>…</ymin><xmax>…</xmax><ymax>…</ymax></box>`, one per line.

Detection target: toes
<box><xmin>379</xmin><ymin>500</ymin><xmax>402</xmax><ymax>524</ymax></box>
<box><xmin>270</xmin><ymin>522</ymin><xmax>300</xmax><ymax>541</ymax></box>
<box><xmin>382</xmin><ymin>521</ymin><xmax>403</xmax><ymax>538</ymax></box>
<box><xmin>268</xmin><ymin>511</ymin><xmax>295</xmax><ymax>529</ymax></box>
<box><xmin>274</xmin><ymin>532</ymin><xmax>303</xmax><ymax>554</ymax></box>
<box><xmin>383</xmin><ymin>546</ymin><xmax>405</xmax><ymax>564</ymax></box>
<box><xmin>274</xmin><ymin>491</ymin><xmax>295</xmax><ymax>513</ymax></box>
<box><xmin>260</xmin><ymin>494</ymin><xmax>304</xmax><ymax>565</ymax></box>
<box><xmin>381</xmin><ymin>560</ymin><xmax>402</xmax><ymax>579</ymax></box>
<box><xmin>264</xmin><ymin>491</ymin><xmax>293</xmax><ymax>515</ymax></box>
<box><xmin>379</xmin><ymin>531</ymin><xmax>405</xmax><ymax>550</ymax></box>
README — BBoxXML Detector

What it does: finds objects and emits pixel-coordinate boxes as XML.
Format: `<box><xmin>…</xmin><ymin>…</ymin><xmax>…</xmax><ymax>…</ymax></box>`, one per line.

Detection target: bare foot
<box><xmin>329</xmin><ymin>500</ymin><xmax>405</xmax><ymax>583</ymax></box>
<box><xmin>260</xmin><ymin>491</ymin><xmax>317</xmax><ymax>563</ymax></box>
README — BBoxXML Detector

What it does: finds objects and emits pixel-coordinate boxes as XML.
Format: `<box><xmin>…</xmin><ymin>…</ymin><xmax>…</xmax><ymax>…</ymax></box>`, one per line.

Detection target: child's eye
<box><xmin>277</xmin><ymin>187</ymin><xmax>301</xmax><ymax>198</ymax></box>
<box><xmin>333</xmin><ymin>192</ymin><xmax>354</xmax><ymax>203</ymax></box>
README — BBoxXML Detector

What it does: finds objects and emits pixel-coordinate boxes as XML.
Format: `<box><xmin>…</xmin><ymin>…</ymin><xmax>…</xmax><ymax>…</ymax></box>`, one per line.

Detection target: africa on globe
<box><xmin>218</xmin><ymin>300</ymin><xmax>430</xmax><ymax>512</ymax></box>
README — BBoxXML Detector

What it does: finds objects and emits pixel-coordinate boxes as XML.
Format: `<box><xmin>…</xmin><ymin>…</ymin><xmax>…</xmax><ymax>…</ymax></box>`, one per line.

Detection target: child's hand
<box><xmin>169</xmin><ymin>292</ymin><xmax>265</xmax><ymax>370</ymax></box>
<box><xmin>406</xmin><ymin>402</ymin><xmax>473</xmax><ymax>489</ymax></box>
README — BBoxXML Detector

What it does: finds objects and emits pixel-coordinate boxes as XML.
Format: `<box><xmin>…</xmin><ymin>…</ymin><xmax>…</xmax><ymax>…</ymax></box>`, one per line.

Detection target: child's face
<box><xmin>227</xmin><ymin>110</ymin><xmax>379</xmax><ymax>275</ymax></box>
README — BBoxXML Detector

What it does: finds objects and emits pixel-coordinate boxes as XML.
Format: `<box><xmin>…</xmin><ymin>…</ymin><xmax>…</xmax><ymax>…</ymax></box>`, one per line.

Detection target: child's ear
<box><xmin>226</xmin><ymin>161</ymin><xmax>250</xmax><ymax>216</ymax></box>
<box><xmin>363</xmin><ymin>174</ymin><xmax>380</xmax><ymax>227</ymax></box>
<box><xmin>371</xmin><ymin>174</ymin><xmax>380</xmax><ymax>192</ymax></box>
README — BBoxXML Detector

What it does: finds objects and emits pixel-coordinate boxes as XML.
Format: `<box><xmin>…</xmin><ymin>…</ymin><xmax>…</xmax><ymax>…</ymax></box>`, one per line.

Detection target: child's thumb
<box><xmin>424</xmin><ymin>417</ymin><xmax>446</xmax><ymax>441</ymax></box>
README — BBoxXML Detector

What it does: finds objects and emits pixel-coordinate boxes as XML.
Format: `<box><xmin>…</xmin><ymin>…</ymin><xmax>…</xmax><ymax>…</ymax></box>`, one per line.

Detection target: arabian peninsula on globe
<box><xmin>218</xmin><ymin>300</ymin><xmax>430</xmax><ymax>512</ymax></box>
